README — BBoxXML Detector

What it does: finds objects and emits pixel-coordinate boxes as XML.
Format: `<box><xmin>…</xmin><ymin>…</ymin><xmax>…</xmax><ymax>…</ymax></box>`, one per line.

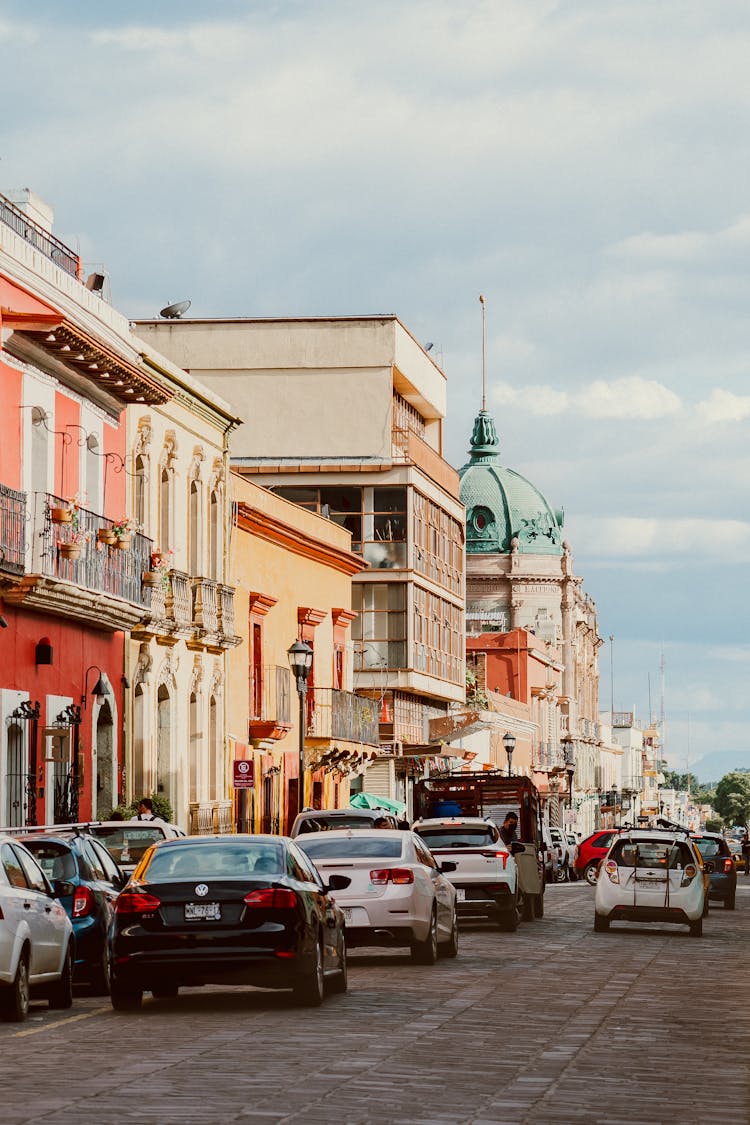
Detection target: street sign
<box><xmin>233</xmin><ymin>759</ymin><xmax>254</xmax><ymax>789</ymax></box>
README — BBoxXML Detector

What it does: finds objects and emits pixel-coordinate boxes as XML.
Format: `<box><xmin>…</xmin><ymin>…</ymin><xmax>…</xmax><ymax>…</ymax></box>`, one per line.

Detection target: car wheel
<box><xmin>411</xmin><ymin>908</ymin><xmax>438</xmax><ymax>965</ymax></box>
<box><xmin>328</xmin><ymin>935</ymin><xmax>348</xmax><ymax>994</ymax></box>
<box><xmin>702</xmin><ymin>895</ymin><xmax>710</xmax><ymax>917</ymax></box>
<box><xmin>48</xmin><ymin>944</ymin><xmax>74</xmax><ymax>1010</ymax></box>
<box><xmin>151</xmin><ymin>984</ymin><xmax>179</xmax><ymax>999</ymax></box>
<box><xmin>724</xmin><ymin>894</ymin><xmax>736</xmax><ymax>911</ymax></box>
<box><xmin>522</xmin><ymin>892</ymin><xmax>534</xmax><ymax>921</ymax></box>
<box><xmin>439</xmin><ymin>910</ymin><xmax>459</xmax><ymax>957</ymax></box>
<box><xmin>593</xmin><ymin>913</ymin><xmax>610</xmax><ymax>932</ymax></box>
<box><xmin>89</xmin><ymin>949</ymin><xmax>111</xmax><ymax>996</ymax></box>
<box><xmin>533</xmin><ymin>891</ymin><xmax>544</xmax><ymax>918</ymax></box>
<box><xmin>554</xmin><ymin>863</ymin><xmax>567</xmax><ymax>883</ymax></box>
<box><xmin>0</xmin><ymin>949</ymin><xmax>30</xmax><ymax>1023</ymax></box>
<box><xmin>689</xmin><ymin>917</ymin><xmax>703</xmax><ymax>938</ymax></box>
<box><xmin>498</xmin><ymin>889</ymin><xmax>520</xmax><ymax>932</ymax></box>
<box><xmin>110</xmin><ymin>978</ymin><xmax>143</xmax><ymax>1011</ymax></box>
<box><xmin>584</xmin><ymin>862</ymin><xmax>600</xmax><ymax>886</ymax></box>
<box><xmin>293</xmin><ymin>938</ymin><xmax>325</xmax><ymax>1007</ymax></box>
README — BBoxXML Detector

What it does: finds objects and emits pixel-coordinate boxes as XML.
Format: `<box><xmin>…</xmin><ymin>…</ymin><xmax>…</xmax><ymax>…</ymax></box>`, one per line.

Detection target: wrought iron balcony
<box><xmin>307</xmin><ymin>689</ymin><xmax>380</xmax><ymax>746</ymax></box>
<box><xmin>0</xmin><ymin>191</ymin><xmax>80</xmax><ymax>278</ymax></box>
<box><xmin>248</xmin><ymin>665</ymin><xmax>293</xmax><ymax>743</ymax></box>
<box><xmin>0</xmin><ymin>484</ymin><xmax>26</xmax><ymax>575</ymax></box>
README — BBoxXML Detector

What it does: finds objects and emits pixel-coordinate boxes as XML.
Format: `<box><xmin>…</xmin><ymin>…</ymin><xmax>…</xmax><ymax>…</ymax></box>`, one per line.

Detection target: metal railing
<box><xmin>34</xmin><ymin>494</ymin><xmax>152</xmax><ymax>606</ymax></box>
<box><xmin>0</xmin><ymin>484</ymin><xmax>26</xmax><ymax>574</ymax></box>
<box><xmin>0</xmin><ymin>192</ymin><xmax>81</xmax><ymax>278</ymax></box>
<box><xmin>251</xmin><ymin>665</ymin><xmax>293</xmax><ymax>725</ymax></box>
<box><xmin>307</xmin><ymin>689</ymin><xmax>380</xmax><ymax>745</ymax></box>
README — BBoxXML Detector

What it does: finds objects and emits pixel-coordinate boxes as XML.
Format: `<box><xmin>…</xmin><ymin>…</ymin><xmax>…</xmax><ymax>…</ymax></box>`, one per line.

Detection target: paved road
<box><xmin>3</xmin><ymin>882</ymin><xmax>749</xmax><ymax>1125</ymax></box>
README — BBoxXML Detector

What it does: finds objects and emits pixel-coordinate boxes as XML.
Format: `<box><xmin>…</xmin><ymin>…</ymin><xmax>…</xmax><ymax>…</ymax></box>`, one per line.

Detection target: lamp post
<box><xmin>503</xmin><ymin>731</ymin><xmax>516</xmax><ymax>777</ymax></box>
<box><xmin>288</xmin><ymin>640</ymin><xmax>314</xmax><ymax>815</ymax></box>
<box><xmin>564</xmin><ymin>745</ymin><xmax>575</xmax><ymax>828</ymax></box>
<box><xmin>612</xmin><ymin>783</ymin><xmax>619</xmax><ymax>827</ymax></box>
<box><xmin>81</xmin><ymin>665</ymin><xmax>109</xmax><ymax>709</ymax></box>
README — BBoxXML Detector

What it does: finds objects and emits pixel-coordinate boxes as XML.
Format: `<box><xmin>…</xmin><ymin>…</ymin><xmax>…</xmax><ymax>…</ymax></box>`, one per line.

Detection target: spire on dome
<box><xmin>468</xmin><ymin>409</ymin><xmax>500</xmax><ymax>463</ymax></box>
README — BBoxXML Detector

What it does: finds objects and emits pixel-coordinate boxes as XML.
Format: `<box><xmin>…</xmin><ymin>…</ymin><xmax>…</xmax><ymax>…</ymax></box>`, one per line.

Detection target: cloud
<box><xmin>572</xmin><ymin>516</ymin><xmax>750</xmax><ymax>561</ymax></box>
<box><xmin>492</xmin><ymin>375</ymin><xmax>681</xmax><ymax>420</ymax></box>
<box><xmin>696</xmin><ymin>389</ymin><xmax>750</xmax><ymax>424</ymax></box>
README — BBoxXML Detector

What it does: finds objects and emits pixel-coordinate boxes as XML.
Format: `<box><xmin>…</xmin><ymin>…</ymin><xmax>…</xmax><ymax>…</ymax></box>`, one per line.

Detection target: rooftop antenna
<box><xmin>479</xmin><ymin>294</ymin><xmax>487</xmax><ymax>411</ymax></box>
<box><xmin>659</xmin><ymin>647</ymin><xmax>666</xmax><ymax>775</ymax></box>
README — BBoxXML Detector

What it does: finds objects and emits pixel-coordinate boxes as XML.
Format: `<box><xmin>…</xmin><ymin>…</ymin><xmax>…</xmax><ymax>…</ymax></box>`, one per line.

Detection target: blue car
<box><xmin>20</xmin><ymin>832</ymin><xmax>126</xmax><ymax>992</ymax></box>
<box><xmin>691</xmin><ymin>832</ymin><xmax>737</xmax><ymax>910</ymax></box>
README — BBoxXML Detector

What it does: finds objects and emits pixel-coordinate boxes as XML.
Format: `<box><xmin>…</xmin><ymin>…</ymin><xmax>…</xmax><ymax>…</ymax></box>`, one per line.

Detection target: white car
<box><xmin>0</xmin><ymin>838</ymin><xmax>75</xmax><ymax>1021</ymax></box>
<box><xmin>297</xmin><ymin>829</ymin><xmax>458</xmax><ymax>963</ymax></box>
<box><xmin>412</xmin><ymin>817</ymin><xmax>521</xmax><ymax>931</ymax></box>
<box><xmin>548</xmin><ymin>827</ymin><xmax>575</xmax><ymax>881</ymax></box>
<box><xmin>594</xmin><ymin>829</ymin><xmax>706</xmax><ymax>937</ymax></box>
<box><xmin>86</xmin><ymin>821</ymin><xmax>185</xmax><ymax>877</ymax></box>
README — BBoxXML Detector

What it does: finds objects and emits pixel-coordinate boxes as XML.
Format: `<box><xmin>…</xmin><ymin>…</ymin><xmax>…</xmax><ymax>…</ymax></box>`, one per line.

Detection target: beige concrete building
<box><xmin>136</xmin><ymin>316</ymin><xmax>466</xmax><ymax>803</ymax></box>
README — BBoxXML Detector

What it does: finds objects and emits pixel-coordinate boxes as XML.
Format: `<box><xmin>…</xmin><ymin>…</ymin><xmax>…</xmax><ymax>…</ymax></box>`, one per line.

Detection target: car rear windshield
<box><xmin>297</xmin><ymin>837</ymin><xmax>404</xmax><ymax>860</ymax></box>
<box><xmin>296</xmin><ymin>816</ymin><xmax>387</xmax><ymax>833</ymax></box>
<box><xmin>144</xmin><ymin>841</ymin><xmax>285</xmax><ymax>882</ymax></box>
<box><xmin>88</xmin><ymin>825</ymin><xmax>166</xmax><ymax>865</ymax></box>
<box><xmin>609</xmin><ymin>839</ymin><xmax>695</xmax><ymax>869</ymax></box>
<box><xmin>416</xmin><ymin>828</ymin><xmax>498</xmax><ymax>848</ymax></box>
<box><xmin>692</xmin><ymin>837</ymin><xmax>727</xmax><ymax>859</ymax></box>
<box><xmin>21</xmin><ymin>841</ymin><xmax>76</xmax><ymax>880</ymax></box>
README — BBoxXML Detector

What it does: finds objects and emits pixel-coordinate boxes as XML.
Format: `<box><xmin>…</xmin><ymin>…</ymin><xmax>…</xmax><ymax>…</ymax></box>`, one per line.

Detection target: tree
<box><xmin>713</xmin><ymin>772</ymin><xmax>750</xmax><ymax>827</ymax></box>
<box><xmin>661</xmin><ymin>769</ymin><xmax>714</xmax><ymax>805</ymax></box>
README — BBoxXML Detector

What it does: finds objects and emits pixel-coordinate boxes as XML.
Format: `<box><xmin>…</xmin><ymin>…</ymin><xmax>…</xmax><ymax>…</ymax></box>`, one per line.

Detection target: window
<box><xmin>159</xmin><ymin>467</ymin><xmax>171</xmax><ymax>551</ymax></box>
<box><xmin>250</xmin><ymin>623</ymin><xmax>263</xmax><ymax>719</ymax></box>
<box><xmin>297</xmin><ymin>837</ymin><xmax>404</xmax><ymax>860</ymax></box>
<box><xmin>134</xmin><ymin>455</ymin><xmax>147</xmax><ymax>530</ymax></box>
<box><xmin>1</xmin><ymin>843</ymin><xmax>27</xmax><ymax>888</ymax></box>
<box><xmin>86</xmin><ymin>433</ymin><xmax>101</xmax><ymax>511</ymax></box>
<box><xmin>14</xmin><ymin>845</ymin><xmax>48</xmax><ymax>893</ymax></box>
<box><xmin>413</xmin><ymin>839</ymin><xmax>438</xmax><ymax>870</ymax></box>
<box><xmin>288</xmin><ymin>842</ymin><xmax>324</xmax><ymax>886</ymax></box>
<box><xmin>209</xmin><ymin>490</ymin><xmax>220</xmax><ymax>579</ymax></box>
<box><xmin>189</xmin><ymin>480</ymin><xmax>200</xmax><ymax>575</ymax></box>
<box><xmin>352</xmin><ymin>583</ymin><xmax>406</xmax><ymax>670</ymax></box>
<box><xmin>416</xmin><ymin>827</ymin><xmax>499</xmax><ymax>849</ymax></box>
<box><xmin>82</xmin><ymin>840</ymin><xmax>106</xmax><ymax>881</ymax></box>
<box><xmin>273</xmin><ymin>486</ymin><xmax>408</xmax><ymax>569</ymax></box>
<box><xmin>90</xmin><ymin>840</ymin><xmax>121</xmax><ymax>884</ymax></box>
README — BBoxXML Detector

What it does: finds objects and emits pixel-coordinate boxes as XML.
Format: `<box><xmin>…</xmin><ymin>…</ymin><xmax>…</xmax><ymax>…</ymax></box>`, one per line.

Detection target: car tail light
<box><xmin>481</xmin><ymin>850</ymin><xmax>509</xmax><ymax>869</ymax></box>
<box><xmin>724</xmin><ymin>858</ymin><xmax>734</xmax><ymax>873</ymax></box>
<box><xmin>369</xmin><ymin>868</ymin><xmax>414</xmax><ymax>885</ymax></box>
<box><xmin>243</xmin><ymin>888</ymin><xmax>298</xmax><ymax>909</ymax></box>
<box><xmin>681</xmin><ymin>864</ymin><xmax>698</xmax><ymax>886</ymax></box>
<box><xmin>604</xmin><ymin>860</ymin><xmax>619</xmax><ymax>884</ymax></box>
<box><xmin>72</xmin><ymin>885</ymin><xmax>95</xmax><ymax>919</ymax></box>
<box><xmin>115</xmin><ymin>891</ymin><xmax>161</xmax><ymax>915</ymax></box>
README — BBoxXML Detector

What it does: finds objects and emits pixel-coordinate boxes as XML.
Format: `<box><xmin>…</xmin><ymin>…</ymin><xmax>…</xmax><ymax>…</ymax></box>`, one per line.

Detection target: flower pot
<box><xmin>51</xmin><ymin>506</ymin><xmax>73</xmax><ymax>525</ymax></box>
<box><xmin>114</xmin><ymin>533</ymin><xmax>132</xmax><ymax>550</ymax></box>
<box><xmin>98</xmin><ymin>528</ymin><xmax>117</xmax><ymax>546</ymax></box>
<box><xmin>59</xmin><ymin>542</ymin><xmax>81</xmax><ymax>561</ymax></box>
<box><xmin>142</xmin><ymin>571</ymin><xmax>161</xmax><ymax>588</ymax></box>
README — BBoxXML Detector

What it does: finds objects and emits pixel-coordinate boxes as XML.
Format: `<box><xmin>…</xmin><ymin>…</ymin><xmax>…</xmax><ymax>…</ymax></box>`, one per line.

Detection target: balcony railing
<box><xmin>0</xmin><ymin>191</ymin><xmax>81</xmax><ymax>278</ymax></box>
<box><xmin>33</xmin><ymin>494</ymin><xmax>152</xmax><ymax>606</ymax></box>
<box><xmin>218</xmin><ymin>584</ymin><xmax>236</xmax><ymax>637</ymax></box>
<box><xmin>307</xmin><ymin>689</ymin><xmax>380</xmax><ymax>746</ymax></box>
<box><xmin>192</xmin><ymin>577</ymin><xmax>219</xmax><ymax>633</ymax></box>
<box><xmin>251</xmin><ymin>665</ymin><xmax>293</xmax><ymax>725</ymax></box>
<box><xmin>0</xmin><ymin>484</ymin><xmax>26</xmax><ymax>575</ymax></box>
<box><xmin>168</xmin><ymin>571</ymin><xmax>193</xmax><ymax>629</ymax></box>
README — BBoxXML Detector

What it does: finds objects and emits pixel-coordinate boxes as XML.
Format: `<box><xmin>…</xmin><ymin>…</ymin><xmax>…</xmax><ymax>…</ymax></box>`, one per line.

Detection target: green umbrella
<box><xmin>350</xmin><ymin>791</ymin><xmax>406</xmax><ymax>817</ymax></box>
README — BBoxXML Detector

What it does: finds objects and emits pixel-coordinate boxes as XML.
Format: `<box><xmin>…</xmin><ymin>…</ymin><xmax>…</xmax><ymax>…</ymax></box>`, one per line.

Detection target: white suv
<box><xmin>413</xmin><ymin>817</ymin><xmax>521</xmax><ymax>931</ymax></box>
<box><xmin>594</xmin><ymin>829</ymin><xmax>706</xmax><ymax>937</ymax></box>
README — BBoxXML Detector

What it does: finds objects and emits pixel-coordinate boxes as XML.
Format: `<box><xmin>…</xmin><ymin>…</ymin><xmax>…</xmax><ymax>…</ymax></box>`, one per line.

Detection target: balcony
<box><xmin>0</xmin><ymin>191</ymin><xmax>80</xmax><ymax>278</ymax></box>
<box><xmin>188</xmin><ymin>800</ymin><xmax>234</xmax><ymax>835</ymax></box>
<box><xmin>248</xmin><ymin>665</ymin><xmax>293</xmax><ymax>743</ymax></box>
<box><xmin>135</xmin><ymin>572</ymin><xmax>240</xmax><ymax>650</ymax></box>
<box><xmin>391</xmin><ymin>428</ymin><xmax>461</xmax><ymax>501</ymax></box>
<box><xmin>3</xmin><ymin>492</ymin><xmax>153</xmax><ymax>631</ymax></box>
<box><xmin>307</xmin><ymin>689</ymin><xmax>380</xmax><ymax>746</ymax></box>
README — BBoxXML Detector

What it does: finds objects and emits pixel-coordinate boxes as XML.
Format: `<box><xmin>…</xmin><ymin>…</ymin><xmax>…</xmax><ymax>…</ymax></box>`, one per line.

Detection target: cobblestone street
<box><xmin>3</xmin><ymin>883</ymin><xmax>748</xmax><ymax>1125</ymax></box>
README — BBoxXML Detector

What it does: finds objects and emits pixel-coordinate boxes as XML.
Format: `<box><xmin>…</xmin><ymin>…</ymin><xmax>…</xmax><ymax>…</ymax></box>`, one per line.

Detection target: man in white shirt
<box><xmin>130</xmin><ymin>797</ymin><xmax>161</xmax><ymax>822</ymax></box>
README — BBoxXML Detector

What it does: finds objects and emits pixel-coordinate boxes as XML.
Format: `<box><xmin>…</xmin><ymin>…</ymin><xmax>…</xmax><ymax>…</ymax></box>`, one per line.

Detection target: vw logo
<box><xmin>195</xmin><ymin>884</ymin><xmax>209</xmax><ymax>897</ymax></box>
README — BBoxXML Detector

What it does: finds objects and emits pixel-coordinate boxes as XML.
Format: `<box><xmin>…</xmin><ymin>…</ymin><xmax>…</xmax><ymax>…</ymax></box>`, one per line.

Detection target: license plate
<box><xmin>185</xmin><ymin>902</ymin><xmax>221</xmax><ymax>921</ymax></box>
<box><xmin>456</xmin><ymin>888</ymin><xmax>466</xmax><ymax>902</ymax></box>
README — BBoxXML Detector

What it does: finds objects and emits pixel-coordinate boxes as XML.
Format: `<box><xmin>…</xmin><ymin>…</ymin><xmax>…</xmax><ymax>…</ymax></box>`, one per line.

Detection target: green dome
<box><xmin>458</xmin><ymin>410</ymin><xmax>564</xmax><ymax>555</ymax></box>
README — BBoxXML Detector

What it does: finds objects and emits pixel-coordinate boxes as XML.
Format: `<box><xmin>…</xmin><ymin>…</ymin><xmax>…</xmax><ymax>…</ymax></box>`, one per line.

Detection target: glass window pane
<box><xmin>320</xmin><ymin>486</ymin><xmax>361</xmax><ymax>513</ymax></box>
<box><xmin>373</xmin><ymin>487</ymin><xmax>406</xmax><ymax>512</ymax></box>
<box><xmin>274</xmin><ymin>487</ymin><xmax>318</xmax><ymax>508</ymax></box>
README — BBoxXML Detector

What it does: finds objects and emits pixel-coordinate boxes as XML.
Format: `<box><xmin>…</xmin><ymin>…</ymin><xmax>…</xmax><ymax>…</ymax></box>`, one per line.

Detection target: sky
<box><xmin>1</xmin><ymin>0</ymin><xmax>748</xmax><ymax>780</ymax></box>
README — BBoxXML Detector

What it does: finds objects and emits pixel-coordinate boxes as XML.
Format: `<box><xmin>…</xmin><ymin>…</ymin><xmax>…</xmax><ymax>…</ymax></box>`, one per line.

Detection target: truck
<box><xmin>412</xmin><ymin>772</ymin><xmax>546</xmax><ymax>919</ymax></box>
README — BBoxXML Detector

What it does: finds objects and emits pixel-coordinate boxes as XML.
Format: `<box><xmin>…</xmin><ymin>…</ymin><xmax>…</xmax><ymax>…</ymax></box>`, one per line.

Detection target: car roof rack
<box><xmin>0</xmin><ymin>821</ymin><xmax>102</xmax><ymax>838</ymax></box>
<box><xmin>656</xmin><ymin>817</ymin><xmax>690</xmax><ymax>835</ymax></box>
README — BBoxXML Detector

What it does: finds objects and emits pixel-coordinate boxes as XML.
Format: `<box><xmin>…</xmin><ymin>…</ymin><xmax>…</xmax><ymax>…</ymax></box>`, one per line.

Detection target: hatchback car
<box><xmin>108</xmin><ymin>835</ymin><xmax>349</xmax><ymax>1011</ymax></box>
<box><xmin>19</xmin><ymin>831</ymin><xmax>125</xmax><ymax>991</ymax></box>
<box><xmin>412</xmin><ymin>817</ymin><xmax>521</xmax><ymax>931</ymax></box>
<box><xmin>574</xmin><ymin>829</ymin><xmax>621</xmax><ymax>884</ymax></box>
<box><xmin>594</xmin><ymin>830</ymin><xmax>706</xmax><ymax>936</ymax></box>
<box><xmin>690</xmin><ymin>832</ymin><xmax>737</xmax><ymax>910</ymax></box>
<box><xmin>0</xmin><ymin>838</ymin><xmax>74</xmax><ymax>1021</ymax></box>
<box><xmin>87</xmin><ymin>821</ymin><xmax>184</xmax><ymax>877</ymax></box>
<box><xmin>296</xmin><ymin>829</ymin><xmax>458</xmax><ymax>962</ymax></box>
<box><xmin>290</xmin><ymin>808</ymin><xmax>399</xmax><ymax>836</ymax></box>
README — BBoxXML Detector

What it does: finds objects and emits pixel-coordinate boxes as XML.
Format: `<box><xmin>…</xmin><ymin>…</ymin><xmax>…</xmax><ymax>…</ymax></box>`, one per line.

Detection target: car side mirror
<box><xmin>52</xmin><ymin>879</ymin><xmax>75</xmax><ymax>898</ymax></box>
<box><xmin>439</xmin><ymin>861</ymin><xmax>457</xmax><ymax>873</ymax></box>
<box><xmin>327</xmin><ymin>874</ymin><xmax>351</xmax><ymax>891</ymax></box>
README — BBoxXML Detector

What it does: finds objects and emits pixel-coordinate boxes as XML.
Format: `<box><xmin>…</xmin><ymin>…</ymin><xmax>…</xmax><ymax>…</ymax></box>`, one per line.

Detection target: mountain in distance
<box><xmin>683</xmin><ymin>751</ymin><xmax>750</xmax><ymax>785</ymax></box>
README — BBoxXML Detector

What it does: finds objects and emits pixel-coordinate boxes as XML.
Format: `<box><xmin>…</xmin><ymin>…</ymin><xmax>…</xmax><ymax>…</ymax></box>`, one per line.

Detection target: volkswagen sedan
<box><xmin>108</xmin><ymin>835</ymin><xmax>349</xmax><ymax>1010</ymax></box>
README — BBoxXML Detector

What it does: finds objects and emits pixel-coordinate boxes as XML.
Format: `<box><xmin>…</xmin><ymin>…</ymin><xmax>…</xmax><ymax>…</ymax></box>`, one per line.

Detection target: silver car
<box><xmin>297</xmin><ymin>829</ymin><xmax>458</xmax><ymax>963</ymax></box>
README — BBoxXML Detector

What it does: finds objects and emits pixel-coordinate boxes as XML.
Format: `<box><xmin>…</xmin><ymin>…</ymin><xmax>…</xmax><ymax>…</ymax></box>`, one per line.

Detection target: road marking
<box><xmin>13</xmin><ymin>1006</ymin><xmax>110</xmax><ymax>1038</ymax></box>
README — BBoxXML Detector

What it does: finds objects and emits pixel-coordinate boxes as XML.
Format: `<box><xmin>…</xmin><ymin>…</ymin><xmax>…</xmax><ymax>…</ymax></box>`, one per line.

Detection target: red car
<box><xmin>574</xmin><ymin>830</ymin><xmax>621</xmax><ymax>885</ymax></box>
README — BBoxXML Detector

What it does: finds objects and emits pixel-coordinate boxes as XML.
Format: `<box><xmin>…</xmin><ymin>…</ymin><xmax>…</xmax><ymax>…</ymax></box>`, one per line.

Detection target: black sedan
<box><xmin>108</xmin><ymin>835</ymin><xmax>349</xmax><ymax>1010</ymax></box>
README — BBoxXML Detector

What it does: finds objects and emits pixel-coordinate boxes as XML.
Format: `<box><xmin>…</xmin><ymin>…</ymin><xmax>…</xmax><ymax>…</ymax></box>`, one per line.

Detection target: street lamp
<box><xmin>288</xmin><ymin>640</ymin><xmax>314</xmax><ymax>815</ymax></box>
<box><xmin>564</xmin><ymin>745</ymin><xmax>575</xmax><ymax>822</ymax></box>
<box><xmin>81</xmin><ymin>665</ymin><xmax>109</xmax><ymax>709</ymax></box>
<box><xmin>503</xmin><ymin>731</ymin><xmax>516</xmax><ymax>777</ymax></box>
<box><xmin>612</xmin><ymin>783</ymin><xmax>619</xmax><ymax>827</ymax></box>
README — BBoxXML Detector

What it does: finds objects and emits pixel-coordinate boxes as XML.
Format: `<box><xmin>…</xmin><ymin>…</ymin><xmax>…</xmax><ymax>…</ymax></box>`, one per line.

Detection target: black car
<box><xmin>690</xmin><ymin>832</ymin><xmax>737</xmax><ymax>910</ymax></box>
<box><xmin>20</xmin><ymin>831</ymin><xmax>126</xmax><ymax>993</ymax></box>
<box><xmin>108</xmin><ymin>835</ymin><xmax>350</xmax><ymax>1011</ymax></box>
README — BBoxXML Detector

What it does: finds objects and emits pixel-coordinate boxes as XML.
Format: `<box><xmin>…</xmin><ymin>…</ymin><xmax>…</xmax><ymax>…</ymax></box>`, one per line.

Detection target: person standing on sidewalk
<box><xmin>741</xmin><ymin>830</ymin><xmax>750</xmax><ymax>876</ymax></box>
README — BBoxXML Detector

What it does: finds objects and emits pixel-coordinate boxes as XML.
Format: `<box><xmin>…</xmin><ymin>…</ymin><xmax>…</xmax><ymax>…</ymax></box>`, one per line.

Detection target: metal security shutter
<box><xmin>363</xmin><ymin>759</ymin><xmax>396</xmax><ymax>799</ymax></box>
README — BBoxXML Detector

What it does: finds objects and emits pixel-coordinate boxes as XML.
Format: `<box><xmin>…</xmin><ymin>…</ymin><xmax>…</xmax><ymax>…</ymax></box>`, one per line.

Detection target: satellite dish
<box><xmin>159</xmin><ymin>300</ymin><xmax>191</xmax><ymax>319</ymax></box>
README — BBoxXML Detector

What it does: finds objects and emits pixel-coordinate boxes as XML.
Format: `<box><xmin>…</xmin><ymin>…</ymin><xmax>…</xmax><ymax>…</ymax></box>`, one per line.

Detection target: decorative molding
<box><xmin>235</xmin><ymin>502</ymin><xmax>367</xmax><ymax>578</ymax></box>
<box><xmin>298</xmin><ymin>607</ymin><xmax>327</xmax><ymax>628</ymax></box>
<box><xmin>161</xmin><ymin>429</ymin><xmax>178</xmax><ymax>470</ymax></box>
<box><xmin>190</xmin><ymin>655</ymin><xmax>204</xmax><ymax>695</ymax></box>
<box><xmin>331</xmin><ymin>608</ymin><xmax>357</xmax><ymax>630</ymax></box>
<box><xmin>189</xmin><ymin>444</ymin><xmax>206</xmax><ymax>482</ymax></box>
<box><xmin>134</xmin><ymin>643</ymin><xmax>153</xmax><ymax>688</ymax></box>
<box><xmin>248</xmin><ymin>591</ymin><xmax>278</xmax><ymax>618</ymax></box>
<box><xmin>156</xmin><ymin>649</ymin><xmax>179</xmax><ymax>692</ymax></box>
<box><xmin>209</xmin><ymin>661</ymin><xmax>223</xmax><ymax>699</ymax></box>
<box><xmin>134</xmin><ymin>415</ymin><xmax>152</xmax><ymax>457</ymax></box>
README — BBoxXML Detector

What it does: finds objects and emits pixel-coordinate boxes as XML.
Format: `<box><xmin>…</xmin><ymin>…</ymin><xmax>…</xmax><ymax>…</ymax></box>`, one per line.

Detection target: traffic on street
<box><xmin>2</xmin><ymin>873</ymin><xmax>749</xmax><ymax>1125</ymax></box>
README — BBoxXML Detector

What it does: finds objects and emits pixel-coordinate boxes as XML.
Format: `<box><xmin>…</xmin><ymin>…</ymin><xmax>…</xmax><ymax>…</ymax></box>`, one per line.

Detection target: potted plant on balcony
<box><xmin>142</xmin><ymin>549</ymin><xmax>173</xmax><ymax>589</ymax></box>
<box><xmin>111</xmin><ymin>517</ymin><xmax>136</xmax><ymax>549</ymax></box>
<box><xmin>50</xmin><ymin>495</ymin><xmax>82</xmax><ymax>526</ymax></box>
<box><xmin>58</xmin><ymin>528</ymin><xmax>89</xmax><ymax>561</ymax></box>
<box><xmin>97</xmin><ymin>525</ymin><xmax>118</xmax><ymax>546</ymax></box>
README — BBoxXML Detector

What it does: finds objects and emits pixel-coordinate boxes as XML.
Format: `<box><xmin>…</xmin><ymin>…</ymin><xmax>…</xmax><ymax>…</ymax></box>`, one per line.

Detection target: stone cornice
<box><xmin>235</xmin><ymin>502</ymin><xmax>368</xmax><ymax>577</ymax></box>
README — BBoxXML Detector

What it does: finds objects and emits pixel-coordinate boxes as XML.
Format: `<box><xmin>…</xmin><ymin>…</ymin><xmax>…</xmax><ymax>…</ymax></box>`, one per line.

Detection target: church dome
<box><xmin>458</xmin><ymin>410</ymin><xmax>564</xmax><ymax>555</ymax></box>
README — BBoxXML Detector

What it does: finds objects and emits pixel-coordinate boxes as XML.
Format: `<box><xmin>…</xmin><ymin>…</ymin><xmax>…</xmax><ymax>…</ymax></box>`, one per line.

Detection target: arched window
<box><xmin>31</xmin><ymin>407</ymin><xmax>49</xmax><ymax>498</ymax></box>
<box><xmin>4</xmin><ymin>722</ymin><xmax>26</xmax><ymax>827</ymax></box>
<box><xmin>86</xmin><ymin>433</ymin><xmax>101</xmax><ymax>511</ymax></box>
<box><xmin>159</xmin><ymin>467</ymin><xmax>171</xmax><ymax>552</ymax></box>
<box><xmin>134</xmin><ymin>455</ymin><xmax>147</xmax><ymax>531</ymax></box>
<box><xmin>189</xmin><ymin>480</ymin><xmax>200</xmax><ymax>576</ymax></box>
<box><xmin>133</xmin><ymin>684</ymin><xmax>146</xmax><ymax>799</ymax></box>
<box><xmin>209</xmin><ymin>695</ymin><xmax>218</xmax><ymax>800</ymax></box>
<box><xmin>94</xmin><ymin>700</ymin><xmax>114</xmax><ymax>817</ymax></box>
<box><xmin>209</xmin><ymin>490</ymin><xmax>220</xmax><ymax>579</ymax></box>
<box><xmin>189</xmin><ymin>692</ymin><xmax>200</xmax><ymax>803</ymax></box>
<box><xmin>156</xmin><ymin>684</ymin><xmax>172</xmax><ymax>808</ymax></box>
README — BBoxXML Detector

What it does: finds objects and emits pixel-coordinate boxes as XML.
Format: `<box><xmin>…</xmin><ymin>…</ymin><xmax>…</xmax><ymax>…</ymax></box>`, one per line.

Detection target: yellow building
<box><xmin>229</xmin><ymin>473</ymin><xmax>380</xmax><ymax>835</ymax></box>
